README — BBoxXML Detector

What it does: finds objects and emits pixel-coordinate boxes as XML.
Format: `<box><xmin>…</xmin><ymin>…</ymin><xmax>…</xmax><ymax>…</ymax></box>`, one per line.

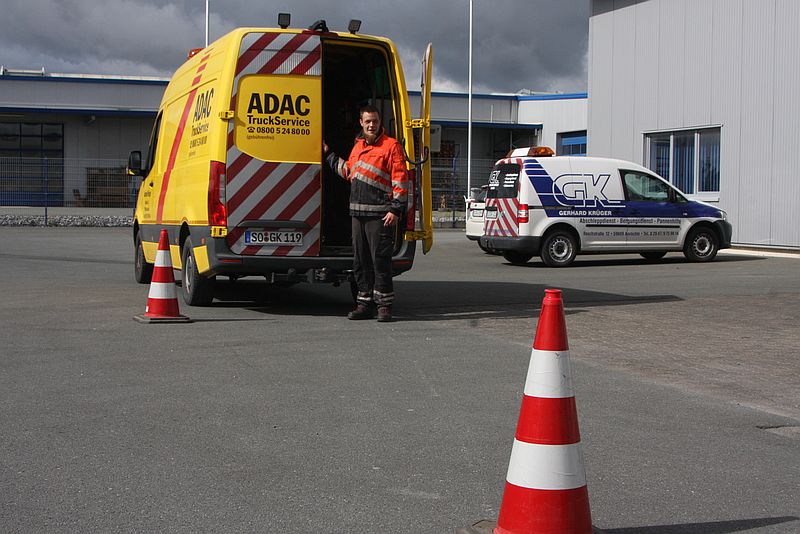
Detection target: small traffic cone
<box><xmin>494</xmin><ymin>289</ymin><xmax>592</xmax><ymax>534</ymax></box>
<box><xmin>134</xmin><ymin>229</ymin><xmax>191</xmax><ymax>323</ymax></box>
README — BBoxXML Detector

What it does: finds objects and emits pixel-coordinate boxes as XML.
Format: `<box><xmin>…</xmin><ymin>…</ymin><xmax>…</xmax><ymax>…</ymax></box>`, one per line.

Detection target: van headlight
<box><xmin>718</xmin><ymin>210</ymin><xmax>727</xmax><ymax>221</ymax></box>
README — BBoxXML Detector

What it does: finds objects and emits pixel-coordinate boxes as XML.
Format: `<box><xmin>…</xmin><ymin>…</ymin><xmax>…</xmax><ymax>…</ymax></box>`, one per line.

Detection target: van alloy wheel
<box><xmin>540</xmin><ymin>231</ymin><xmax>577</xmax><ymax>267</ymax></box>
<box><xmin>683</xmin><ymin>227</ymin><xmax>719</xmax><ymax>262</ymax></box>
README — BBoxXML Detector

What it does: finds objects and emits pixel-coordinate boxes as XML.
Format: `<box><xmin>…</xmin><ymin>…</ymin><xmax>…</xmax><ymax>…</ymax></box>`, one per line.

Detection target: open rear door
<box><xmin>225</xmin><ymin>31</ymin><xmax>323</xmax><ymax>257</ymax></box>
<box><xmin>418</xmin><ymin>44</ymin><xmax>434</xmax><ymax>254</ymax></box>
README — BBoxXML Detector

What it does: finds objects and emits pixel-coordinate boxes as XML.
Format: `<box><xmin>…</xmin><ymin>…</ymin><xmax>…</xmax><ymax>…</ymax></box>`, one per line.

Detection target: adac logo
<box><xmin>247</xmin><ymin>93</ymin><xmax>310</xmax><ymax>116</ymax></box>
<box><xmin>552</xmin><ymin>174</ymin><xmax>623</xmax><ymax>208</ymax></box>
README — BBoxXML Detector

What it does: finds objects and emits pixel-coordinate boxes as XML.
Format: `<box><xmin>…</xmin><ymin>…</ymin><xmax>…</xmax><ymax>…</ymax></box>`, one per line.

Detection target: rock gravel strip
<box><xmin>0</xmin><ymin>215</ymin><xmax>132</xmax><ymax>227</ymax></box>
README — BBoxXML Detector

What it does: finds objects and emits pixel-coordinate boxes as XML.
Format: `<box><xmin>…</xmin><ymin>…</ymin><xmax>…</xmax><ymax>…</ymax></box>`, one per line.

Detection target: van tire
<box><xmin>683</xmin><ymin>226</ymin><xmax>719</xmax><ymax>262</ymax></box>
<box><xmin>181</xmin><ymin>237</ymin><xmax>215</xmax><ymax>306</ymax></box>
<box><xmin>134</xmin><ymin>234</ymin><xmax>153</xmax><ymax>284</ymax></box>
<box><xmin>502</xmin><ymin>251</ymin><xmax>534</xmax><ymax>265</ymax></box>
<box><xmin>479</xmin><ymin>241</ymin><xmax>501</xmax><ymax>255</ymax></box>
<box><xmin>540</xmin><ymin>230</ymin><xmax>577</xmax><ymax>267</ymax></box>
<box><xmin>640</xmin><ymin>251</ymin><xmax>667</xmax><ymax>261</ymax></box>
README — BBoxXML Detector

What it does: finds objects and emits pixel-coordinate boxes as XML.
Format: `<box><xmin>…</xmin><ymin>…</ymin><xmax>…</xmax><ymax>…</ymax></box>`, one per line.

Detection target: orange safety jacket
<box><xmin>327</xmin><ymin>129</ymin><xmax>409</xmax><ymax>217</ymax></box>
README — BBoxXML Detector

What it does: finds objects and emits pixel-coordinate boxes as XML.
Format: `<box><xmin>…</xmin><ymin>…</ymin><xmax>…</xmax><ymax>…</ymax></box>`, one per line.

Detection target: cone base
<box><xmin>134</xmin><ymin>314</ymin><xmax>192</xmax><ymax>324</ymax></box>
<box><xmin>495</xmin><ymin>483</ymin><xmax>592</xmax><ymax>534</ymax></box>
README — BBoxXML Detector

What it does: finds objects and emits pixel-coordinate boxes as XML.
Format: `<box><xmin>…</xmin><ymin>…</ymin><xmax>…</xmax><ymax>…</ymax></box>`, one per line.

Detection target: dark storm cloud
<box><xmin>0</xmin><ymin>0</ymin><xmax>588</xmax><ymax>93</ymax></box>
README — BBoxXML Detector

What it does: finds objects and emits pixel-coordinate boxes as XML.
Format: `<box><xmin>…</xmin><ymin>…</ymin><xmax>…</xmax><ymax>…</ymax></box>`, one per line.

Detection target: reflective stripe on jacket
<box><xmin>328</xmin><ymin>130</ymin><xmax>409</xmax><ymax>216</ymax></box>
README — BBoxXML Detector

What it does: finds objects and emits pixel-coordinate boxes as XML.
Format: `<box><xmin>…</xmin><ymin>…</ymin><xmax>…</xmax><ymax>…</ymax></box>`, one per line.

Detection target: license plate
<box><xmin>470</xmin><ymin>209</ymin><xmax>484</xmax><ymax>218</ymax></box>
<box><xmin>244</xmin><ymin>230</ymin><xmax>303</xmax><ymax>246</ymax></box>
<box><xmin>485</xmin><ymin>209</ymin><xmax>498</xmax><ymax>220</ymax></box>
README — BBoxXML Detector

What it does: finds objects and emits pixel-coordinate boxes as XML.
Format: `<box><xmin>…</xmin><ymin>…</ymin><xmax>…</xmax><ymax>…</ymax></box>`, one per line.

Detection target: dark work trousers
<box><xmin>352</xmin><ymin>215</ymin><xmax>395</xmax><ymax>307</ymax></box>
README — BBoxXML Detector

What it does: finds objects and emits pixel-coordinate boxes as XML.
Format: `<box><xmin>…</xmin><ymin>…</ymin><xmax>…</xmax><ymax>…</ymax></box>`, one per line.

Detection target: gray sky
<box><xmin>0</xmin><ymin>0</ymin><xmax>589</xmax><ymax>94</ymax></box>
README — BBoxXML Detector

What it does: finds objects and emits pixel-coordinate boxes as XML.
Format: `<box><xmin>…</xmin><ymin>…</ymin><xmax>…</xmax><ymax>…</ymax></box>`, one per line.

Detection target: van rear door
<box><xmin>418</xmin><ymin>43</ymin><xmax>434</xmax><ymax>254</ymax></box>
<box><xmin>484</xmin><ymin>160</ymin><xmax>522</xmax><ymax>238</ymax></box>
<box><xmin>225</xmin><ymin>31</ymin><xmax>323</xmax><ymax>257</ymax></box>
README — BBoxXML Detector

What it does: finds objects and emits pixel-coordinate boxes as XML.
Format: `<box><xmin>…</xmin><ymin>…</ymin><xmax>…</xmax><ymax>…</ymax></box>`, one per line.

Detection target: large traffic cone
<box><xmin>134</xmin><ymin>229</ymin><xmax>191</xmax><ymax>323</ymax></box>
<box><xmin>494</xmin><ymin>289</ymin><xmax>592</xmax><ymax>534</ymax></box>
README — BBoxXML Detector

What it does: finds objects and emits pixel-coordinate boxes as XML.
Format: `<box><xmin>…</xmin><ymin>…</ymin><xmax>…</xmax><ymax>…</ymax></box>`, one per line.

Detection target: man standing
<box><xmin>324</xmin><ymin>105</ymin><xmax>409</xmax><ymax>322</ymax></box>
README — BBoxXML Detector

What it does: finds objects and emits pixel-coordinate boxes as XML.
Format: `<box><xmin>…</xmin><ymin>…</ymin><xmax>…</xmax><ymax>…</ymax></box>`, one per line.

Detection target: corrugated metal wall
<box><xmin>517</xmin><ymin>97</ymin><xmax>587</xmax><ymax>150</ymax></box>
<box><xmin>589</xmin><ymin>0</ymin><xmax>800</xmax><ymax>248</ymax></box>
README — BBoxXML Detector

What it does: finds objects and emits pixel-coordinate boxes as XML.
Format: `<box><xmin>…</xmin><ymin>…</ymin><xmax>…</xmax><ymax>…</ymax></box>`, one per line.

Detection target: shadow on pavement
<box><xmin>206</xmin><ymin>279</ymin><xmax>682</xmax><ymax>321</ymax></box>
<box><xmin>599</xmin><ymin>515</ymin><xmax>799</xmax><ymax>534</ymax></box>
<box><xmin>505</xmin><ymin>254</ymin><xmax>764</xmax><ymax>269</ymax></box>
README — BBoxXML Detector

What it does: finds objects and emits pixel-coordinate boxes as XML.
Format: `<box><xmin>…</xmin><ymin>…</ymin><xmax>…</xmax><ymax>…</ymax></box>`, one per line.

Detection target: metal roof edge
<box><xmin>408</xmin><ymin>90</ymin><xmax>587</xmax><ymax>102</ymax></box>
<box><xmin>0</xmin><ymin>73</ymin><xmax>169</xmax><ymax>86</ymax></box>
<box><xmin>432</xmin><ymin>120</ymin><xmax>542</xmax><ymax>130</ymax></box>
<box><xmin>0</xmin><ymin>105</ymin><xmax>157</xmax><ymax>117</ymax></box>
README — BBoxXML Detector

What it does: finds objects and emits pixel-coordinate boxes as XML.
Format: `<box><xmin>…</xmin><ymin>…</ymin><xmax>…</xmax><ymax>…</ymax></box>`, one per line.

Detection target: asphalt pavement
<box><xmin>0</xmin><ymin>227</ymin><xmax>798</xmax><ymax>533</ymax></box>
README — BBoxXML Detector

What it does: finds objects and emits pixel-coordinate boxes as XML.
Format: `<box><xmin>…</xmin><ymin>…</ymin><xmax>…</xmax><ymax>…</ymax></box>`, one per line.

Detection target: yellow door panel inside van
<box><xmin>234</xmin><ymin>74</ymin><xmax>322</xmax><ymax>163</ymax></box>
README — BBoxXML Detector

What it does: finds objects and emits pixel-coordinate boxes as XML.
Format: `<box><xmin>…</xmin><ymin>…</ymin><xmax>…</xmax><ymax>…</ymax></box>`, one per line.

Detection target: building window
<box><xmin>0</xmin><ymin>122</ymin><xmax>64</xmax><ymax>206</ymax></box>
<box><xmin>0</xmin><ymin>122</ymin><xmax>64</xmax><ymax>158</ymax></box>
<box><xmin>557</xmin><ymin>130</ymin><xmax>587</xmax><ymax>156</ymax></box>
<box><xmin>645</xmin><ymin>127</ymin><xmax>720</xmax><ymax>195</ymax></box>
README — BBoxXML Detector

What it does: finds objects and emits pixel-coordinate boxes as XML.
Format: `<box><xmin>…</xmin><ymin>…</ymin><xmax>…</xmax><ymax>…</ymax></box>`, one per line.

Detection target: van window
<box><xmin>145</xmin><ymin>112</ymin><xmax>162</xmax><ymax>175</ymax></box>
<box><xmin>622</xmin><ymin>170</ymin><xmax>671</xmax><ymax>202</ymax></box>
<box><xmin>486</xmin><ymin>163</ymin><xmax>520</xmax><ymax>199</ymax></box>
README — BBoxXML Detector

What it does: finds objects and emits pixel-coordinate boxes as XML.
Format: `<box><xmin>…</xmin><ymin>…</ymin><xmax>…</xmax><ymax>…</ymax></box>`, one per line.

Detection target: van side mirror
<box><xmin>127</xmin><ymin>151</ymin><xmax>143</xmax><ymax>176</ymax></box>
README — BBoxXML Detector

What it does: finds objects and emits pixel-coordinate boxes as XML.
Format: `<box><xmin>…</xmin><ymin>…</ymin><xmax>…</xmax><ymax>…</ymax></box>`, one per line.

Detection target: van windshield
<box><xmin>486</xmin><ymin>163</ymin><xmax>520</xmax><ymax>199</ymax></box>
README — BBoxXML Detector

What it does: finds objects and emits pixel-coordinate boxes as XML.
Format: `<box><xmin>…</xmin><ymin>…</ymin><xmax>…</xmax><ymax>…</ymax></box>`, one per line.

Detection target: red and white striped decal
<box><xmin>495</xmin><ymin>289</ymin><xmax>593</xmax><ymax>534</ymax></box>
<box><xmin>485</xmin><ymin>158</ymin><xmax>521</xmax><ymax>238</ymax></box>
<box><xmin>225</xmin><ymin>32</ymin><xmax>322</xmax><ymax>256</ymax></box>
<box><xmin>485</xmin><ymin>197</ymin><xmax>519</xmax><ymax>238</ymax></box>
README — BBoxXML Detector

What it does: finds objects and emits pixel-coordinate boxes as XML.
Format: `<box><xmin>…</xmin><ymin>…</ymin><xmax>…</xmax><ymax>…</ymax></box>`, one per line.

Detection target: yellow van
<box><xmin>128</xmin><ymin>18</ymin><xmax>433</xmax><ymax>305</ymax></box>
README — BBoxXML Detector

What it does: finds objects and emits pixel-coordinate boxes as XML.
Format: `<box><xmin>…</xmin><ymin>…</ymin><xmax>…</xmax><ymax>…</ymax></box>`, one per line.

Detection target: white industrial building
<box><xmin>589</xmin><ymin>0</ymin><xmax>800</xmax><ymax>249</ymax></box>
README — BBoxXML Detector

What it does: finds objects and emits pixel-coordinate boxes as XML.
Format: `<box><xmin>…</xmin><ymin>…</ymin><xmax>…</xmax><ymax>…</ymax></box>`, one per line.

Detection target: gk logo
<box><xmin>553</xmin><ymin>173</ymin><xmax>620</xmax><ymax>208</ymax></box>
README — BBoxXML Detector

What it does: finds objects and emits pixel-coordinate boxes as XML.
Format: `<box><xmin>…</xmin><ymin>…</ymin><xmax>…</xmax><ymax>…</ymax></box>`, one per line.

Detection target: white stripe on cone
<box><xmin>146</xmin><ymin>281</ymin><xmax>178</xmax><ymax>300</ymax></box>
<box><xmin>155</xmin><ymin>249</ymin><xmax>172</xmax><ymax>268</ymax></box>
<box><xmin>523</xmin><ymin>349</ymin><xmax>575</xmax><ymax>398</ymax></box>
<box><xmin>505</xmin><ymin>439</ymin><xmax>587</xmax><ymax>490</ymax></box>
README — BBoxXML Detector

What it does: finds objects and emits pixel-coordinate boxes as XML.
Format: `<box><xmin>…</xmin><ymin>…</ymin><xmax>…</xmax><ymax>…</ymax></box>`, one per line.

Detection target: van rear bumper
<box><xmin>478</xmin><ymin>235</ymin><xmax>540</xmax><ymax>254</ymax></box>
<box><xmin>207</xmin><ymin>234</ymin><xmax>416</xmax><ymax>280</ymax></box>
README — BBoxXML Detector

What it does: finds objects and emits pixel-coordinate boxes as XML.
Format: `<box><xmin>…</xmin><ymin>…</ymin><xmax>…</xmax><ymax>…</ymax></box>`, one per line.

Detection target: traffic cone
<box><xmin>134</xmin><ymin>229</ymin><xmax>191</xmax><ymax>323</ymax></box>
<box><xmin>494</xmin><ymin>289</ymin><xmax>592</xmax><ymax>534</ymax></box>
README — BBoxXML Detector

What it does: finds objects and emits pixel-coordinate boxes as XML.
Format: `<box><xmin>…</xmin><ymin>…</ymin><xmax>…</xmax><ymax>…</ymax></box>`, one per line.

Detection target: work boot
<box><xmin>377</xmin><ymin>306</ymin><xmax>392</xmax><ymax>322</ymax></box>
<box><xmin>347</xmin><ymin>304</ymin><xmax>375</xmax><ymax>320</ymax></box>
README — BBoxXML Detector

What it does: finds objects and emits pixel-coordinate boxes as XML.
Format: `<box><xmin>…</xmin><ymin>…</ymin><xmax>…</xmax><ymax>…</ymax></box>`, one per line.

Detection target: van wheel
<box><xmin>683</xmin><ymin>226</ymin><xmax>719</xmax><ymax>262</ymax></box>
<box><xmin>181</xmin><ymin>237</ymin><xmax>215</xmax><ymax>306</ymax></box>
<box><xmin>540</xmin><ymin>230</ymin><xmax>577</xmax><ymax>267</ymax></box>
<box><xmin>640</xmin><ymin>251</ymin><xmax>667</xmax><ymax>261</ymax></box>
<box><xmin>479</xmin><ymin>242</ymin><xmax>501</xmax><ymax>255</ymax></box>
<box><xmin>134</xmin><ymin>234</ymin><xmax>153</xmax><ymax>284</ymax></box>
<box><xmin>502</xmin><ymin>251</ymin><xmax>534</xmax><ymax>265</ymax></box>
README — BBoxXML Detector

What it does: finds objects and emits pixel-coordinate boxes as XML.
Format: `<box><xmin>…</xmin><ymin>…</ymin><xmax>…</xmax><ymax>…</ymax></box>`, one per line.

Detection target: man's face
<box><xmin>359</xmin><ymin>112</ymin><xmax>381</xmax><ymax>141</ymax></box>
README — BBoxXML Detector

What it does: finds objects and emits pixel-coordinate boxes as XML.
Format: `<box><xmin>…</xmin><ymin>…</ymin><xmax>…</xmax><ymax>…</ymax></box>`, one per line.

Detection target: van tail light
<box><xmin>208</xmin><ymin>161</ymin><xmax>227</xmax><ymax>227</ymax></box>
<box><xmin>517</xmin><ymin>203</ymin><xmax>529</xmax><ymax>224</ymax></box>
